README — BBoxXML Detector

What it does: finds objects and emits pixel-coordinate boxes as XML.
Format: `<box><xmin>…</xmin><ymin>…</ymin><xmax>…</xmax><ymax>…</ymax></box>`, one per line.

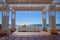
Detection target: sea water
<box><xmin>9</xmin><ymin>24</ymin><xmax>60</xmax><ymax>30</ymax></box>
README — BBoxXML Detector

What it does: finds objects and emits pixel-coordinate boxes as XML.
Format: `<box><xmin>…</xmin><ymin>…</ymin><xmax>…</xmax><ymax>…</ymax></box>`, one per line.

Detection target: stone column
<box><xmin>42</xmin><ymin>9</ymin><xmax>47</xmax><ymax>31</ymax></box>
<box><xmin>49</xmin><ymin>4</ymin><xmax>57</xmax><ymax>35</ymax></box>
<box><xmin>1</xmin><ymin>11</ymin><xmax>9</xmax><ymax>30</ymax></box>
<box><xmin>11</xmin><ymin>10</ymin><xmax>16</xmax><ymax>29</ymax></box>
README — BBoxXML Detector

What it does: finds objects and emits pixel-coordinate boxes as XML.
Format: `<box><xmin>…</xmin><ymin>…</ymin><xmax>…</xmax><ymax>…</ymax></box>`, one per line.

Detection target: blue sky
<box><xmin>0</xmin><ymin>11</ymin><xmax>60</xmax><ymax>25</ymax></box>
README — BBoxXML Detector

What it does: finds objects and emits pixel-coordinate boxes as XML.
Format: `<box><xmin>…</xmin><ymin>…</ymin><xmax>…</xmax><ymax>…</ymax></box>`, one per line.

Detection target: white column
<box><xmin>11</xmin><ymin>10</ymin><xmax>16</xmax><ymax>29</ymax></box>
<box><xmin>1</xmin><ymin>11</ymin><xmax>9</xmax><ymax>30</ymax></box>
<box><xmin>49</xmin><ymin>12</ymin><xmax>56</xmax><ymax>30</ymax></box>
<box><xmin>1</xmin><ymin>1</ymin><xmax>9</xmax><ymax>30</ymax></box>
<box><xmin>42</xmin><ymin>9</ymin><xmax>47</xmax><ymax>31</ymax></box>
<box><xmin>49</xmin><ymin>3</ymin><xmax>57</xmax><ymax>35</ymax></box>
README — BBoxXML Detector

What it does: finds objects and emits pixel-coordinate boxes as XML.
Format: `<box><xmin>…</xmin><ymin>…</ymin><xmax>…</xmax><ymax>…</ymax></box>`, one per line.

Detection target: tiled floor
<box><xmin>5</xmin><ymin>31</ymin><xmax>60</xmax><ymax>40</ymax></box>
<box><xmin>6</xmin><ymin>35</ymin><xmax>60</xmax><ymax>40</ymax></box>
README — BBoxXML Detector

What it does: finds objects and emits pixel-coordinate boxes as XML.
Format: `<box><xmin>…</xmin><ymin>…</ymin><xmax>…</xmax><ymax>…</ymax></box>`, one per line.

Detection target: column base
<box><xmin>0</xmin><ymin>30</ymin><xmax>10</xmax><ymax>36</ymax></box>
<box><xmin>9</xmin><ymin>28</ymin><xmax>16</xmax><ymax>33</ymax></box>
<box><xmin>42</xmin><ymin>27</ymin><xmax>47</xmax><ymax>31</ymax></box>
<box><xmin>50</xmin><ymin>30</ymin><xmax>57</xmax><ymax>35</ymax></box>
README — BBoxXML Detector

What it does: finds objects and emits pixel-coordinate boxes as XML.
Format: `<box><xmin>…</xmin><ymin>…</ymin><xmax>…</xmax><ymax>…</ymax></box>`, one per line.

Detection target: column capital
<box><xmin>12</xmin><ymin>10</ymin><xmax>16</xmax><ymax>14</ymax></box>
<box><xmin>49</xmin><ymin>3</ymin><xmax>56</xmax><ymax>11</ymax></box>
<box><xmin>42</xmin><ymin>9</ymin><xmax>46</xmax><ymax>13</ymax></box>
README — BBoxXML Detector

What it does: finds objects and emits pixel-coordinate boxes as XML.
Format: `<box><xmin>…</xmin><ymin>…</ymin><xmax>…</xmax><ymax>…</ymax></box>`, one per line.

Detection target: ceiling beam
<box><xmin>12</xmin><ymin>6</ymin><xmax>45</xmax><ymax>11</ymax></box>
<box><xmin>0</xmin><ymin>6</ymin><xmax>60</xmax><ymax>11</ymax></box>
<box><xmin>0</xmin><ymin>6</ymin><xmax>45</xmax><ymax>11</ymax></box>
<box><xmin>48</xmin><ymin>7</ymin><xmax>60</xmax><ymax>11</ymax></box>
<box><xmin>6</xmin><ymin>0</ymin><xmax>53</xmax><ymax>4</ymax></box>
<box><xmin>0</xmin><ymin>7</ymin><xmax>10</xmax><ymax>11</ymax></box>
<box><xmin>54</xmin><ymin>3</ymin><xmax>60</xmax><ymax>5</ymax></box>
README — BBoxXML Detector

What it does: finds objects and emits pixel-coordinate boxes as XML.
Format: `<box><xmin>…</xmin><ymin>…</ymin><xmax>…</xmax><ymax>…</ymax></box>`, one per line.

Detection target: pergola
<box><xmin>0</xmin><ymin>0</ymin><xmax>60</xmax><ymax>35</ymax></box>
<box><xmin>6</xmin><ymin>0</ymin><xmax>52</xmax><ymax>4</ymax></box>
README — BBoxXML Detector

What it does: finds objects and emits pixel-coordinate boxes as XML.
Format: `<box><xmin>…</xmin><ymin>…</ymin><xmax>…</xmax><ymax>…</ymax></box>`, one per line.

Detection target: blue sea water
<box><xmin>9</xmin><ymin>24</ymin><xmax>60</xmax><ymax>30</ymax></box>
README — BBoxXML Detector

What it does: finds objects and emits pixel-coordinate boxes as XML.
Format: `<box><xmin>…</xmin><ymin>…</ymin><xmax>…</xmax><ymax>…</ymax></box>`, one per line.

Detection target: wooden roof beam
<box><xmin>12</xmin><ymin>6</ymin><xmax>45</xmax><ymax>11</ymax></box>
<box><xmin>48</xmin><ymin>7</ymin><xmax>60</xmax><ymax>11</ymax></box>
<box><xmin>6</xmin><ymin>0</ymin><xmax>53</xmax><ymax>4</ymax></box>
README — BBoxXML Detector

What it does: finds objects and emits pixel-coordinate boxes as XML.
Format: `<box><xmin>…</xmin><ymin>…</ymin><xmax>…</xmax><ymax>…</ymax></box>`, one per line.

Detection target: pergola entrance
<box><xmin>0</xmin><ymin>0</ymin><xmax>60</xmax><ymax>35</ymax></box>
<box><xmin>1</xmin><ymin>5</ymin><xmax>46</xmax><ymax>30</ymax></box>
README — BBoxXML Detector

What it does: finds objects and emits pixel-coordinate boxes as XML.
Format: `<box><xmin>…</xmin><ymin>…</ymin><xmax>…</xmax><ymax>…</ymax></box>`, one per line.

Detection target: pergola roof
<box><xmin>0</xmin><ymin>7</ymin><xmax>9</xmax><ymax>11</ymax></box>
<box><xmin>0</xmin><ymin>6</ymin><xmax>60</xmax><ymax>11</ymax></box>
<box><xmin>48</xmin><ymin>7</ymin><xmax>60</xmax><ymax>11</ymax></box>
<box><xmin>55</xmin><ymin>7</ymin><xmax>60</xmax><ymax>11</ymax></box>
<box><xmin>6</xmin><ymin>0</ymin><xmax>53</xmax><ymax>4</ymax></box>
<box><xmin>0</xmin><ymin>6</ymin><xmax>45</xmax><ymax>11</ymax></box>
<box><xmin>0</xmin><ymin>0</ymin><xmax>60</xmax><ymax>11</ymax></box>
<box><xmin>12</xmin><ymin>6</ymin><xmax>45</xmax><ymax>11</ymax></box>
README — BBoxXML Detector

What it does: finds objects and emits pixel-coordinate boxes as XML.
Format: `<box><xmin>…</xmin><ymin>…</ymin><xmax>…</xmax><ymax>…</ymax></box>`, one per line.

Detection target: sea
<box><xmin>9</xmin><ymin>24</ymin><xmax>60</xmax><ymax>30</ymax></box>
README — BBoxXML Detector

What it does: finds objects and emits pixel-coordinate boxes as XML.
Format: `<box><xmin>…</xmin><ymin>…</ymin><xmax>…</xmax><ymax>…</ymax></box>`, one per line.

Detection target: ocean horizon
<box><xmin>9</xmin><ymin>24</ymin><xmax>60</xmax><ymax>30</ymax></box>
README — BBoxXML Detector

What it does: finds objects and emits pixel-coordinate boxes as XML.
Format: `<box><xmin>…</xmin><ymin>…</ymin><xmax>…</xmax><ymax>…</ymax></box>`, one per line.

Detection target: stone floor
<box><xmin>11</xmin><ymin>31</ymin><xmax>50</xmax><ymax>36</ymax></box>
<box><xmin>0</xmin><ymin>31</ymin><xmax>60</xmax><ymax>40</ymax></box>
<box><xmin>3</xmin><ymin>31</ymin><xmax>60</xmax><ymax>40</ymax></box>
<box><xmin>6</xmin><ymin>35</ymin><xmax>60</xmax><ymax>40</ymax></box>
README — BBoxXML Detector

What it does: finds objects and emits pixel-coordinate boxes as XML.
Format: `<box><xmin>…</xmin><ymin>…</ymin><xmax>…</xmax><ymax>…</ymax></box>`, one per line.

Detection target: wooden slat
<box><xmin>12</xmin><ymin>6</ymin><xmax>45</xmax><ymax>11</ymax></box>
<box><xmin>0</xmin><ymin>6</ymin><xmax>60</xmax><ymax>11</ymax></box>
<box><xmin>6</xmin><ymin>0</ymin><xmax>53</xmax><ymax>4</ymax></box>
<box><xmin>0</xmin><ymin>7</ymin><xmax>10</xmax><ymax>11</ymax></box>
<box><xmin>55</xmin><ymin>7</ymin><xmax>60</xmax><ymax>11</ymax></box>
<box><xmin>48</xmin><ymin>7</ymin><xmax>60</xmax><ymax>11</ymax></box>
<box><xmin>55</xmin><ymin>3</ymin><xmax>60</xmax><ymax>5</ymax></box>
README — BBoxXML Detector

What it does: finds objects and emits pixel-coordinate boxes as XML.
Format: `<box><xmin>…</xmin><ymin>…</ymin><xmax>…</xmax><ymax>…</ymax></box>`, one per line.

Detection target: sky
<box><xmin>0</xmin><ymin>11</ymin><xmax>60</xmax><ymax>25</ymax></box>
